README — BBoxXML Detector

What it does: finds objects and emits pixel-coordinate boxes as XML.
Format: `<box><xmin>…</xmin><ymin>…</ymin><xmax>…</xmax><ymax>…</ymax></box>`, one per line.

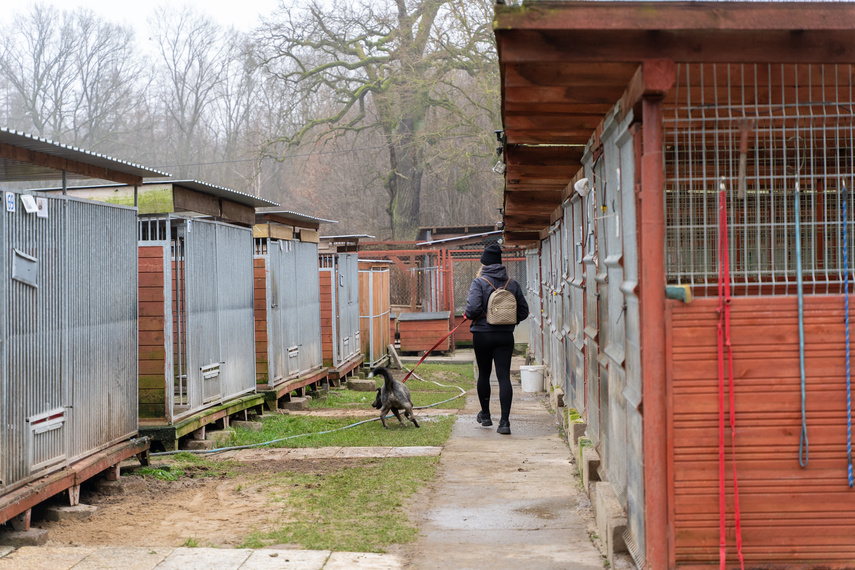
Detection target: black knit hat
<box><xmin>480</xmin><ymin>244</ymin><xmax>502</xmax><ymax>266</ymax></box>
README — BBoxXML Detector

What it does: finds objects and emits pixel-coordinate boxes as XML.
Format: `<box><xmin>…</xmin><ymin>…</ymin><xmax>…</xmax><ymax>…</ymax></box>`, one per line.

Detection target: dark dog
<box><xmin>370</xmin><ymin>366</ymin><xmax>420</xmax><ymax>429</ymax></box>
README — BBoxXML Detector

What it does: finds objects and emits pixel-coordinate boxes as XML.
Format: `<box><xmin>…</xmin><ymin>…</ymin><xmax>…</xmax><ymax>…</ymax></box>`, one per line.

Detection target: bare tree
<box><xmin>255</xmin><ymin>0</ymin><xmax>500</xmax><ymax>239</ymax></box>
<box><xmin>0</xmin><ymin>4</ymin><xmax>79</xmax><ymax>139</ymax></box>
<box><xmin>149</xmin><ymin>5</ymin><xmax>229</xmax><ymax>178</ymax></box>
<box><xmin>70</xmin><ymin>9</ymin><xmax>147</xmax><ymax>150</ymax></box>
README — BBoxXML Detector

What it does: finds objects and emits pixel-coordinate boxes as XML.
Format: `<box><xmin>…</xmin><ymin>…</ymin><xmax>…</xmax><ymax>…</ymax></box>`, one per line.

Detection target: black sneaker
<box><xmin>476</xmin><ymin>411</ymin><xmax>493</xmax><ymax>426</ymax></box>
<box><xmin>497</xmin><ymin>421</ymin><xmax>511</xmax><ymax>435</ymax></box>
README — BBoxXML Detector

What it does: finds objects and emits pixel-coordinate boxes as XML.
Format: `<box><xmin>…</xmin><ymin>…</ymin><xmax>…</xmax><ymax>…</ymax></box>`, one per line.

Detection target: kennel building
<box><xmin>496</xmin><ymin>2</ymin><xmax>855</xmax><ymax>567</ymax></box>
<box><xmin>0</xmin><ymin>128</ymin><xmax>162</xmax><ymax>529</ymax></box>
<box><xmin>253</xmin><ymin>210</ymin><xmax>334</xmax><ymax>409</ymax></box>
<box><xmin>319</xmin><ymin>236</ymin><xmax>365</xmax><ymax>382</ymax></box>
<box><xmin>60</xmin><ymin>180</ymin><xmax>278</xmax><ymax>450</ymax></box>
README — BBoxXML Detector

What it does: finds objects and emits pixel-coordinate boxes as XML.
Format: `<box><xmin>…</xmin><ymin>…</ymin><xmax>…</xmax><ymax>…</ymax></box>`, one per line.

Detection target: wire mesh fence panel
<box><xmin>665</xmin><ymin>63</ymin><xmax>855</xmax><ymax>297</ymax></box>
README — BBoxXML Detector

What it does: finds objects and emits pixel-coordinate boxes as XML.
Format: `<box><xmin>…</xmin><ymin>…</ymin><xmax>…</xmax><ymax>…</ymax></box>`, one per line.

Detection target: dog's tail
<box><xmin>371</xmin><ymin>366</ymin><xmax>395</xmax><ymax>391</ymax></box>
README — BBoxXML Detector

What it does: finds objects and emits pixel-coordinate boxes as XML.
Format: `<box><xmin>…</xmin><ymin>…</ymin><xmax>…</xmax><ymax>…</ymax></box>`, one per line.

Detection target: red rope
<box><xmin>401</xmin><ymin>316</ymin><xmax>468</xmax><ymax>383</ymax></box>
<box><xmin>718</xmin><ymin>185</ymin><xmax>745</xmax><ymax>569</ymax></box>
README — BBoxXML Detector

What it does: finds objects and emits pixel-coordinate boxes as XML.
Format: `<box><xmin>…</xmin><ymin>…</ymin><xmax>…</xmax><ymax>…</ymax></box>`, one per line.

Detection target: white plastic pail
<box><xmin>520</xmin><ymin>365</ymin><xmax>546</xmax><ymax>392</ymax></box>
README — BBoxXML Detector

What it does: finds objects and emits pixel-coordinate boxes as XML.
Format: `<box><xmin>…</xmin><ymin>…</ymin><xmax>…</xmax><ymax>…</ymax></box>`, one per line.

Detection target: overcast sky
<box><xmin>5</xmin><ymin>0</ymin><xmax>283</xmax><ymax>35</ymax></box>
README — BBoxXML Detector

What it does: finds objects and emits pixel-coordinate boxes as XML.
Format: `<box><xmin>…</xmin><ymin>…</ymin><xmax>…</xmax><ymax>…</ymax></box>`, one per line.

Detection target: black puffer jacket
<box><xmin>464</xmin><ymin>264</ymin><xmax>530</xmax><ymax>333</ymax></box>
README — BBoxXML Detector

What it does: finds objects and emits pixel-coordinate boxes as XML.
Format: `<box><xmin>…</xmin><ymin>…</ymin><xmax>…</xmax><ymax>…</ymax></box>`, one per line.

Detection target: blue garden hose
<box><xmin>796</xmin><ymin>183</ymin><xmax>809</xmax><ymax>467</ymax></box>
<box><xmin>844</xmin><ymin>185</ymin><xmax>854</xmax><ymax>486</ymax></box>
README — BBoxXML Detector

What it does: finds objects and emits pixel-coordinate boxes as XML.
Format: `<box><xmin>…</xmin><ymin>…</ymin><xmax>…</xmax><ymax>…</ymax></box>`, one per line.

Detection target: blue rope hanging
<box><xmin>845</xmin><ymin>184</ymin><xmax>854</xmax><ymax>487</ymax></box>
<box><xmin>796</xmin><ymin>183</ymin><xmax>809</xmax><ymax>467</ymax></box>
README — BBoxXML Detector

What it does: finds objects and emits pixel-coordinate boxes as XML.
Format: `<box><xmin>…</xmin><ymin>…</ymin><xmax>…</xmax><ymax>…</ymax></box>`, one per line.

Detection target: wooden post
<box><xmin>641</xmin><ymin>92</ymin><xmax>669</xmax><ymax>569</ymax></box>
<box><xmin>10</xmin><ymin>509</ymin><xmax>31</xmax><ymax>531</ymax></box>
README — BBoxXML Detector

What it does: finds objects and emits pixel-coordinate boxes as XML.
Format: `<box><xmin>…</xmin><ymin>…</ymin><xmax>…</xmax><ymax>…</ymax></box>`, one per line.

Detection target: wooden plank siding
<box><xmin>254</xmin><ymin>258</ymin><xmax>269</xmax><ymax>385</ymax></box>
<box><xmin>319</xmin><ymin>270</ymin><xmax>334</xmax><ymax>366</ymax></box>
<box><xmin>399</xmin><ymin>317</ymin><xmax>450</xmax><ymax>353</ymax></box>
<box><xmin>138</xmin><ymin>246</ymin><xmax>167</xmax><ymax>419</ymax></box>
<box><xmin>667</xmin><ymin>296</ymin><xmax>855</xmax><ymax>566</ymax></box>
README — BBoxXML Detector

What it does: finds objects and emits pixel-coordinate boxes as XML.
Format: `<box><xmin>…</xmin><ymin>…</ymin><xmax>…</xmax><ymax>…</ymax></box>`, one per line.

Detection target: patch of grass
<box><xmin>239</xmin><ymin>456</ymin><xmax>437</xmax><ymax>552</ymax></box>
<box><xmin>230</xmin><ymin>413</ymin><xmax>455</xmax><ymax>448</ymax></box>
<box><xmin>308</xmin><ymin>388</ymin><xmax>376</xmax><ymax>409</ymax></box>
<box><xmin>407</xmin><ymin>363</ymin><xmax>475</xmax><ymax>390</ymax></box>
<box><xmin>134</xmin><ymin>466</ymin><xmax>184</xmax><ymax>481</ymax></box>
<box><xmin>181</xmin><ymin>537</ymin><xmax>199</xmax><ymax>548</ymax></box>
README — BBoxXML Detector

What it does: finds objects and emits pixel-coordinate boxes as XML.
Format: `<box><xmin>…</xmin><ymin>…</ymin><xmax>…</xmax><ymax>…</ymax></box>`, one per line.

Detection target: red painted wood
<box><xmin>668</xmin><ymin>295</ymin><xmax>855</xmax><ymax>564</ymax></box>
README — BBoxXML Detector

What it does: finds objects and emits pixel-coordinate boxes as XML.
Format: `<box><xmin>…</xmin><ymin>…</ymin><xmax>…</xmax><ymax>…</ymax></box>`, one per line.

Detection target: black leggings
<box><xmin>473</xmin><ymin>331</ymin><xmax>515</xmax><ymax>422</ymax></box>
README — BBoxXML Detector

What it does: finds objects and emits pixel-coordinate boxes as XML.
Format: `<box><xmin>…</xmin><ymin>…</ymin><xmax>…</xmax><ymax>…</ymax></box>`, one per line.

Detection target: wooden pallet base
<box><xmin>327</xmin><ymin>353</ymin><xmax>364</xmax><ymax>384</ymax></box>
<box><xmin>139</xmin><ymin>393</ymin><xmax>266</xmax><ymax>451</ymax></box>
<box><xmin>258</xmin><ymin>367</ymin><xmax>330</xmax><ymax>411</ymax></box>
<box><xmin>0</xmin><ymin>437</ymin><xmax>150</xmax><ymax>527</ymax></box>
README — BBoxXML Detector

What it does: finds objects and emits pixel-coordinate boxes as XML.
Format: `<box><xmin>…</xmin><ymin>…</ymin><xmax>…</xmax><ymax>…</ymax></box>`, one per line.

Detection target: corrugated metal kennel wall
<box><xmin>1</xmin><ymin>194</ymin><xmax>138</xmax><ymax>494</ymax></box>
<box><xmin>527</xmin><ymin>108</ymin><xmax>645</xmax><ymax>560</ymax></box>
<box><xmin>255</xmin><ymin>238</ymin><xmax>323</xmax><ymax>385</ymax></box>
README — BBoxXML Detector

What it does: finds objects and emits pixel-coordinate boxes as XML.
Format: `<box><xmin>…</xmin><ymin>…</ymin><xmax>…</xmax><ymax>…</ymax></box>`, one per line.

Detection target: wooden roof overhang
<box><xmin>495</xmin><ymin>1</ymin><xmax>855</xmax><ymax>246</ymax></box>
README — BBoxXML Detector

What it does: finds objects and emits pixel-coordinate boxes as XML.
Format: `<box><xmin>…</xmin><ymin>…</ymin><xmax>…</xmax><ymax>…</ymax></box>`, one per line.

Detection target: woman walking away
<box><xmin>464</xmin><ymin>244</ymin><xmax>529</xmax><ymax>435</ymax></box>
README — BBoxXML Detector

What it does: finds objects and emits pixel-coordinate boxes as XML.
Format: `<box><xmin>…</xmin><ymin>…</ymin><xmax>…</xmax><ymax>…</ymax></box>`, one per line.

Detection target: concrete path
<box><xmin>404</xmin><ymin>375</ymin><xmax>604</xmax><ymax>569</ymax></box>
<box><xmin>0</xmin><ymin>354</ymin><xmax>606</xmax><ymax>569</ymax></box>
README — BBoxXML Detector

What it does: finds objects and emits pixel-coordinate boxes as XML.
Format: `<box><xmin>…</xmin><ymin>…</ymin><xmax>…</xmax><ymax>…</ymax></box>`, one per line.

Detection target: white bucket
<box><xmin>520</xmin><ymin>365</ymin><xmax>546</xmax><ymax>392</ymax></box>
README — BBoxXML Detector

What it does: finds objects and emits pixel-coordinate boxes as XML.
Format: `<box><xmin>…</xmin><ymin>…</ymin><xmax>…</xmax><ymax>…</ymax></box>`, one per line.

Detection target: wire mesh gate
<box><xmin>665</xmin><ymin>63</ymin><xmax>855</xmax><ymax>297</ymax></box>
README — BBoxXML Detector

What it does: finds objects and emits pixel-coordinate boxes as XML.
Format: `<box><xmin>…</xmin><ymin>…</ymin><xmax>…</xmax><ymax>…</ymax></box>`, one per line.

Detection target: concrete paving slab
<box><xmin>334</xmin><ymin>446</ymin><xmax>390</xmax><ymax>458</ymax></box>
<box><xmin>0</xmin><ymin>528</ymin><xmax>49</xmax><ymax>547</ymax></box>
<box><xmin>0</xmin><ymin>546</ymin><xmax>97</xmax><ymax>570</ymax></box>
<box><xmin>155</xmin><ymin>547</ymin><xmax>252</xmax><ymax>570</ymax></box>
<box><xmin>240</xmin><ymin>549</ymin><xmax>329</xmax><ymax>569</ymax></box>
<box><xmin>0</xmin><ymin>547</ymin><xmax>11</xmax><ymax>559</ymax></box>
<box><xmin>284</xmin><ymin>448</ymin><xmax>342</xmax><ymax>459</ymax></box>
<box><xmin>385</xmin><ymin>446</ymin><xmax>442</xmax><ymax>458</ymax></box>
<box><xmin>324</xmin><ymin>551</ymin><xmax>404</xmax><ymax>569</ymax></box>
<box><xmin>71</xmin><ymin>546</ymin><xmax>173</xmax><ymax>570</ymax></box>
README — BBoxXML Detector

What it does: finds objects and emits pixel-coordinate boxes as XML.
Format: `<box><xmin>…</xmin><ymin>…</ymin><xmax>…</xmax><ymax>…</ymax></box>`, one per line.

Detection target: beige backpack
<box><xmin>479</xmin><ymin>277</ymin><xmax>517</xmax><ymax>325</ymax></box>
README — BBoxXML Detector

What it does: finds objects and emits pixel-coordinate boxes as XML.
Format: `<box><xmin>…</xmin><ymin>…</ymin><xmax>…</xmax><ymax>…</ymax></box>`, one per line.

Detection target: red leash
<box><xmin>401</xmin><ymin>316</ymin><xmax>468</xmax><ymax>383</ymax></box>
<box><xmin>718</xmin><ymin>182</ymin><xmax>745</xmax><ymax>569</ymax></box>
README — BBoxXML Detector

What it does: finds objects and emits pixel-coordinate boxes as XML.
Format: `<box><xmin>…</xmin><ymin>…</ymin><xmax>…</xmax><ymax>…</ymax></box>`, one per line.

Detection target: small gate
<box><xmin>359</xmin><ymin>260</ymin><xmax>391</xmax><ymax>368</ymax></box>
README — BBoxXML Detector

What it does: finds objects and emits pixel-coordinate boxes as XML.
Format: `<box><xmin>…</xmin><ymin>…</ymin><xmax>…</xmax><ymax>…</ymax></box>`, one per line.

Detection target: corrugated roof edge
<box><xmin>0</xmin><ymin>127</ymin><xmax>171</xmax><ymax>178</ymax></box>
<box><xmin>168</xmin><ymin>179</ymin><xmax>279</xmax><ymax>208</ymax></box>
<box><xmin>257</xmin><ymin>209</ymin><xmax>338</xmax><ymax>224</ymax></box>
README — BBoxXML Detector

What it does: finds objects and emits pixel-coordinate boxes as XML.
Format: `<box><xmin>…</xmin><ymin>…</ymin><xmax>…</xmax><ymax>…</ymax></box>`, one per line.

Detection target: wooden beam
<box><xmin>257</xmin><ymin>212</ymin><xmax>321</xmax><ymax>230</ymax></box>
<box><xmin>173</xmin><ymin>185</ymin><xmax>220</xmax><ymax>217</ymax></box>
<box><xmin>495</xmin><ymin>2</ymin><xmax>855</xmax><ymax>32</ymax></box>
<box><xmin>220</xmin><ymin>200</ymin><xmax>255</xmax><ymax>227</ymax></box>
<box><xmin>0</xmin><ymin>142</ymin><xmax>143</xmax><ymax>185</ymax></box>
<box><xmin>499</xmin><ymin>29</ymin><xmax>855</xmax><ymax>64</ymax></box>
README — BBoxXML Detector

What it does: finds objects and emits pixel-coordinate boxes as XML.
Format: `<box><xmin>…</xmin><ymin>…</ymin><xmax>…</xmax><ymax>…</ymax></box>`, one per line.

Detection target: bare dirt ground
<box><xmin>34</xmin><ymin>457</ymin><xmax>370</xmax><ymax>549</ymax></box>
